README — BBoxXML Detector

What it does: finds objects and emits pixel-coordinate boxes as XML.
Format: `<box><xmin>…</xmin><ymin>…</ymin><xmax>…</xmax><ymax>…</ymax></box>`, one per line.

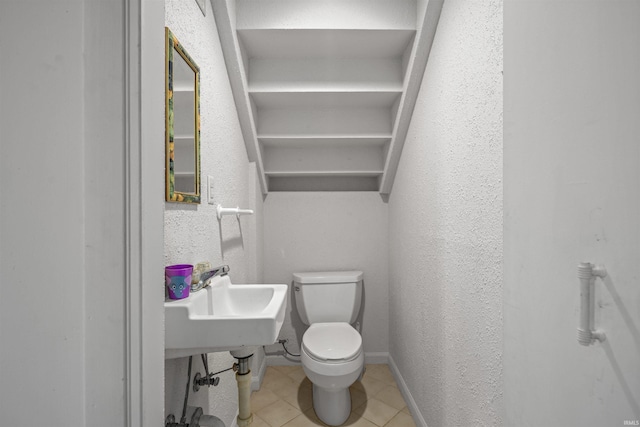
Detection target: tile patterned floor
<box><xmin>250</xmin><ymin>364</ymin><xmax>416</xmax><ymax>427</ymax></box>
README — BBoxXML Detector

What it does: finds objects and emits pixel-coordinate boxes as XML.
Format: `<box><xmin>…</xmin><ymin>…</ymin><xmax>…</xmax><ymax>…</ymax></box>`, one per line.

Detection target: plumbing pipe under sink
<box><xmin>187</xmin><ymin>407</ymin><xmax>225</xmax><ymax>427</ymax></box>
<box><xmin>166</xmin><ymin>407</ymin><xmax>225</xmax><ymax>427</ymax></box>
<box><xmin>231</xmin><ymin>348</ymin><xmax>255</xmax><ymax>427</ymax></box>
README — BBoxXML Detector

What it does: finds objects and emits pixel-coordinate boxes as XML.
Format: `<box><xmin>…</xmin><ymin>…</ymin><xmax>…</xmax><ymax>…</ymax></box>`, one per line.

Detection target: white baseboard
<box><xmin>364</xmin><ymin>352</ymin><xmax>389</xmax><ymax>364</ymax></box>
<box><xmin>265</xmin><ymin>354</ymin><xmax>302</xmax><ymax>366</ymax></box>
<box><xmin>265</xmin><ymin>351</ymin><xmax>389</xmax><ymax>366</ymax></box>
<box><xmin>388</xmin><ymin>354</ymin><xmax>428</xmax><ymax>427</ymax></box>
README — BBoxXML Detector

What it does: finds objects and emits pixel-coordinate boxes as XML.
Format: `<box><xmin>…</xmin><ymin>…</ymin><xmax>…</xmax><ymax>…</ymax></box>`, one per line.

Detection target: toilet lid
<box><xmin>302</xmin><ymin>323</ymin><xmax>362</xmax><ymax>362</ymax></box>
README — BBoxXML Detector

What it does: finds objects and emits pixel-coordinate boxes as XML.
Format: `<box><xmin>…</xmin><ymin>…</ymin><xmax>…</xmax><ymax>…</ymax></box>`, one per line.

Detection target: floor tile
<box><xmin>273</xmin><ymin>365</ymin><xmax>303</xmax><ymax>376</ymax></box>
<box><xmin>283</xmin><ymin>409</ymin><xmax>327</xmax><ymax>427</ymax></box>
<box><xmin>251</xmin><ymin>387</ymin><xmax>281</xmax><ymax>412</ymax></box>
<box><xmin>350</xmin><ymin>388</ymin><xmax>368</xmax><ymax>411</ymax></box>
<box><xmin>364</xmin><ymin>364</ymin><xmax>396</xmax><ymax>385</ymax></box>
<box><xmin>272</xmin><ymin>379</ymin><xmax>302</xmax><ymax>399</ymax></box>
<box><xmin>282</xmin><ymin>384</ymin><xmax>314</xmax><ymax>412</ymax></box>
<box><xmin>253</xmin><ymin>364</ymin><xmax>415</xmax><ymax>427</ymax></box>
<box><xmin>351</xmin><ymin>374</ymin><xmax>388</xmax><ymax>397</ymax></box>
<box><xmin>384</xmin><ymin>411</ymin><xmax>416</xmax><ymax>427</ymax></box>
<box><xmin>263</xmin><ymin>369</ymin><xmax>298</xmax><ymax>398</ymax></box>
<box><xmin>263</xmin><ymin>367</ymin><xmax>294</xmax><ymax>385</ymax></box>
<box><xmin>342</xmin><ymin>412</ymin><xmax>378</xmax><ymax>427</ymax></box>
<box><xmin>353</xmin><ymin>398</ymin><xmax>399</xmax><ymax>426</ymax></box>
<box><xmin>374</xmin><ymin>385</ymin><xmax>406</xmax><ymax>411</ymax></box>
<box><xmin>251</xmin><ymin>414</ymin><xmax>271</xmax><ymax>427</ymax></box>
<box><xmin>288</xmin><ymin>368</ymin><xmax>311</xmax><ymax>387</ymax></box>
<box><xmin>256</xmin><ymin>399</ymin><xmax>301</xmax><ymax>427</ymax></box>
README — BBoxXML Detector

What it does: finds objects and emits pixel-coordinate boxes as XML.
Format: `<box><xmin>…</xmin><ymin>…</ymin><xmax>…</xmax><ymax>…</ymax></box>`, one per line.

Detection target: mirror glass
<box><xmin>166</xmin><ymin>27</ymin><xmax>201</xmax><ymax>203</ymax></box>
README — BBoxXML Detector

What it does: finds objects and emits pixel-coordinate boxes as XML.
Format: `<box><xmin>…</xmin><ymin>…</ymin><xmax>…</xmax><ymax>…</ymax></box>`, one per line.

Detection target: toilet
<box><xmin>293</xmin><ymin>271</ymin><xmax>365</xmax><ymax>426</ymax></box>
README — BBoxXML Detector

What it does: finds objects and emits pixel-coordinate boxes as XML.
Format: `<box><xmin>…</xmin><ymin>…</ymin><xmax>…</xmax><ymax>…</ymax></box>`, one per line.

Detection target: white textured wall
<box><xmin>164</xmin><ymin>1</ymin><xmax>263</xmax><ymax>425</ymax></box>
<box><xmin>263</xmin><ymin>192</ymin><xmax>389</xmax><ymax>359</ymax></box>
<box><xmin>388</xmin><ymin>1</ymin><xmax>503</xmax><ymax>426</ymax></box>
<box><xmin>504</xmin><ymin>2</ymin><xmax>640</xmax><ymax>425</ymax></box>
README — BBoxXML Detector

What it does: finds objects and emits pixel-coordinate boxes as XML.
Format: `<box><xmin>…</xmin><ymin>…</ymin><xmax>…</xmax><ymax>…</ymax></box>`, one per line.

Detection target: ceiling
<box><xmin>211</xmin><ymin>0</ymin><xmax>443</xmax><ymax>195</ymax></box>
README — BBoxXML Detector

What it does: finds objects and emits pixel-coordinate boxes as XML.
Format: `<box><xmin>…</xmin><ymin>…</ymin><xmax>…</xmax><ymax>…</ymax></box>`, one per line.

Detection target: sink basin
<box><xmin>165</xmin><ymin>275</ymin><xmax>288</xmax><ymax>359</ymax></box>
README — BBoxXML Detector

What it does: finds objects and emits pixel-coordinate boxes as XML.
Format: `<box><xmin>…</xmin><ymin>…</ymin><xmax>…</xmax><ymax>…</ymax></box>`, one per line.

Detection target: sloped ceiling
<box><xmin>211</xmin><ymin>0</ymin><xmax>443</xmax><ymax>195</ymax></box>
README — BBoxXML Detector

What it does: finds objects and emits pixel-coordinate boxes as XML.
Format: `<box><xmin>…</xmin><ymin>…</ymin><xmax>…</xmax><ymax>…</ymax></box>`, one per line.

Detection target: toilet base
<box><xmin>312</xmin><ymin>384</ymin><xmax>351</xmax><ymax>426</ymax></box>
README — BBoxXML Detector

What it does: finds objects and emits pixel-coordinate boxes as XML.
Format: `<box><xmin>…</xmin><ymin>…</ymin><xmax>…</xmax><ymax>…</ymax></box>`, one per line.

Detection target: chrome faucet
<box><xmin>191</xmin><ymin>265</ymin><xmax>230</xmax><ymax>292</ymax></box>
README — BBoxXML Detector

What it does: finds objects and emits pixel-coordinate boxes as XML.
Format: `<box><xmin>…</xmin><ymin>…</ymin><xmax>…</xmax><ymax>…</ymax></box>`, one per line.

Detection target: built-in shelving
<box><xmin>237</xmin><ymin>22</ymin><xmax>413</xmax><ymax>192</ymax></box>
<box><xmin>211</xmin><ymin>0</ymin><xmax>443</xmax><ymax>194</ymax></box>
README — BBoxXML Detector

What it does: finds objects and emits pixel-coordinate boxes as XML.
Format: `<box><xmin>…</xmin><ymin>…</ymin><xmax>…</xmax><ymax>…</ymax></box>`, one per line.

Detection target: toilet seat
<box><xmin>302</xmin><ymin>322</ymin><xmax>362</xmax><ymax>363</ymax></box>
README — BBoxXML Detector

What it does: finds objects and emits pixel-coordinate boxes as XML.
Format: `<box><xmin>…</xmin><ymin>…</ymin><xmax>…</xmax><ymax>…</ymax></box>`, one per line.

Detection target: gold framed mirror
<box><xmin>165</xmin><ymin>27</ymin><xmax>201</xmax><ymax>203</ymax></box>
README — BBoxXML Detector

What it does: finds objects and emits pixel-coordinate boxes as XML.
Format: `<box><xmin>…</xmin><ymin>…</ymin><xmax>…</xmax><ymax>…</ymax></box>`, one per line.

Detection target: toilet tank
<box><xmin>293</xmin><ymin>271</ymin><xmax>363</xmax><ymax>325</ymax></box>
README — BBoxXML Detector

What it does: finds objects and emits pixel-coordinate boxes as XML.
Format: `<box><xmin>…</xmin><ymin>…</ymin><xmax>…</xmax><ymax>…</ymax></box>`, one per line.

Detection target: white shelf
<box><xmin>246</xmin><ymin>57</ymin><xmax>403</xmax><ymax>92</ymax></box>
<box><xmin>248</xmin><ymin>82</ymin><xmax>403</xmax><ymax>94</ymax></box>
<box><xmin>247</xmin><ymin>57</ymin><xmax>404</xmax><ymax>99</ymax></box>
<box><xmin>263</xmin><ymin>142</ymin><xmax>385</xmax><ymax>173</ymax></box>
<box><xmin>250</xmin><ymin>90</ymin><xmax>401</xmax><ymax>109</ymax></box>
<box><xmin>259</xmin><ymin>135</ymin><xmax>390</xmax><ymax>148</ymax></box>
<box><xmin>248</xmin><ymin>88</ymin><xmax>402</xmax><ymax>95</ymax></box>
<box><xmin>238</xmin><ymin>29</ymin><xmax>415</xmax><ymax>59</ymax></box>
<box><xmin>265</xmin><ymin>170</ymin><xmax>383</xmax><ymax>177</ymax></box>
<box><xmin>172</xmin><ymin>91</ymin><xmax>196</xmax><ymax>136</ymax></box>
<box><xmin>258</xmin><ymin>133</ymin><xmax>392</xmax><ymax>139</ymax></box>
<box><xmin>256</xmin><ymin>107</ymin><xmax>393</xmax><ymax>135</ymax></box>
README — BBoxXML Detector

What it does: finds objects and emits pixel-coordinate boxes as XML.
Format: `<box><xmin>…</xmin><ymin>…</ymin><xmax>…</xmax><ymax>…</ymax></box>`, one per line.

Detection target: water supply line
<box><xmin>278</xmin><ymin>339</ymin><xmax>300</xmax><ymax>357</ymax></box>
<box><xmin>202</xmin><ymin>353</ymin><xmax>209</xmax><ymax>374</ymax></box>
<box><xmin>180</xmin><ymin>356</ymin><xmax>194</xmax><ymax>424</ymax></box>
<box><xmin>577</xmin><ymin>262</ymin><xmax>607</xmax><ymax>346</ymax></box>
<box><xmin>194</xmin><ymin>358</ymin><xmax>236</xmax><ymax>392</ymax></box>
<box><xmin>166</xmin><ymin>355</ymin><xmax>232</xmax><ymax>427</ymax></box>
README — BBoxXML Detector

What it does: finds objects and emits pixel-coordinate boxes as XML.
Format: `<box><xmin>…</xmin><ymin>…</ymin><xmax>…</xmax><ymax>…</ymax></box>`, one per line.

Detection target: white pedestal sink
<box><xmin>165</xmin><ymin>275</ymin><xmax>287</xmax><ymax>359</ymax></box>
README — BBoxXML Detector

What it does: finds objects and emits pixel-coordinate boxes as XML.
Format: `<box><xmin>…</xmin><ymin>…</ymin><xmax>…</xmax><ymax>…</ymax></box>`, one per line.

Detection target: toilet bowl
<box><xmin>300</xmin><ymin>322</ymin><xmax>364</xmax><ymax>426</ymax></box>
<box><xmin>293</xmin><ymin>271</ymin><xmax>364</xmax><ymax>426</ymax></box>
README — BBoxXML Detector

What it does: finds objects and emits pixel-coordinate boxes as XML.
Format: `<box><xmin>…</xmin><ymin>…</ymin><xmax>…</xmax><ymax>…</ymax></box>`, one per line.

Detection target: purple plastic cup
<box><xmin>165</xmin><ymin>264</ymin><xmax>193</xmax><ymax>300</ymax></box>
